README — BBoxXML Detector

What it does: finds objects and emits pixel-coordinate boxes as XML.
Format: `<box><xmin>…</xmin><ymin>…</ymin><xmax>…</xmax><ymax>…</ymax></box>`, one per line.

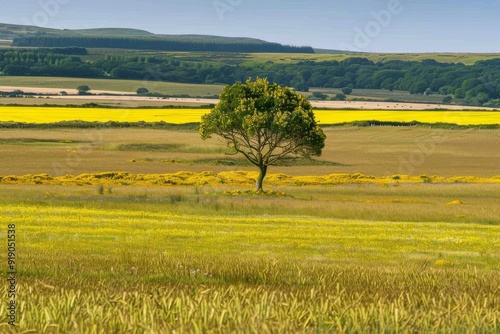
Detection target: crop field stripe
<box><xmin>314</xmin><ymin>110</ymin><xmax>500</xmax><ymax>125</ymax></box>
<box><xmin>1</xmin><ymin>106</ymin><xmax>500</xmax><ymax>125</ymax></box>
<box><xmin>3</xmin><ymin>204</ymin><xmax>499</xmax><ymax>264</ymax></box>
<box><xmin>0</xmin><ymin>107</ymin><xmax>207</xmax><ymax>124</ymax></box>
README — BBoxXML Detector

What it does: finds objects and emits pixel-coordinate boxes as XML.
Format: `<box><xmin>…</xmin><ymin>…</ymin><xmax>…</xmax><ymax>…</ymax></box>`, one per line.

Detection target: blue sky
<box><xmin>1</xmin><ymin>0</ymin><xmax>499</xmax><ymax>52</ymax></box>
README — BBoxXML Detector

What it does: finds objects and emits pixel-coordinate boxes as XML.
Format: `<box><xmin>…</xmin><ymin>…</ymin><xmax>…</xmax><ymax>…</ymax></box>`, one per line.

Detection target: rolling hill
<box><xmin>1</xmin><ymin>23</ymin><xmax>314</xmax><ymax>53</ymax></box>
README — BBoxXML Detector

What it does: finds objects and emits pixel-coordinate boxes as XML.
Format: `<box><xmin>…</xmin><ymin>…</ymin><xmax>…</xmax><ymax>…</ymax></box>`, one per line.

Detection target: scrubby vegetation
<box><xmin>1</xmin><ymin>171</ymin><xmax>499</xmax><ymax>187</ymax></box>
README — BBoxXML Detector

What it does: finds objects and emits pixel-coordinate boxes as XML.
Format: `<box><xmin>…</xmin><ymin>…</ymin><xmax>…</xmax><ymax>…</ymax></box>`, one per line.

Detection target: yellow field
<box><xmin>314</xmin><ymin>110</ymin><xmax>500</xmax><ymax>125</ymax></box>
<box><xmin>1</xmin><ymin>106</ymin><xmax>500</xmax><ymax>125</ymax></box>
<box><xmin>0</xmin><ymin>107</ymin><xmax>205</xmax><ymax>124</ymax></box>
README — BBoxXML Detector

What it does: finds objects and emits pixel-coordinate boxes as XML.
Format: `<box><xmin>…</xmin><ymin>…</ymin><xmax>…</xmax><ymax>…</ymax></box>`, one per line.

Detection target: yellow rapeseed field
<box><xmin>0</xmin><ymin>107</ymin><xmax>204</xmax><ymax>124</ymax></box>
<box><xmin>1</xmin><ymin>106</ymin><xmax>500</xmax><ymax>125</ymax></box>
<box><xmin>313</xmin><ymin>109</ymin><xmax>500</xmax><ymax>125</ymax></box>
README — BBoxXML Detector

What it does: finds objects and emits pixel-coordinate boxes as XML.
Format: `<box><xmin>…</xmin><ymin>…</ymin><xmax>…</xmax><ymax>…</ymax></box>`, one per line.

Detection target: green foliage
<box><xmin>0</xmin><ymin>49</ymin><xmax>102</xmax><ymax>78</ymax></box>
<box><xmin>442</xmin><ymin>95</ymin><xmax>453</xmax><ymax>104</ymax></box>
<box><xmin>409</xmin><ymin>81</ymin><xmax>428</xmax><ymax>94</ymax></box>
<box><xmin>1</xmin><ymin>47</ymin><xmax>500</xmax><ymax>106</ymax></box>
<box><xmin>136</xmin><ymin>87</ymin><xmax>149</xmax><ymax>95</ymax></box>
<box><xmin>13</xmin><ymin>35</ymin><xmax>314</xmax><ymax>53</ymax></box>
<box><xmin>291</xmin><ymin>81</ymin><xmax>309</xmax><ymax>92</ymax></box>
<box><xmin>77</xmin><ymin>85</ymin><xmax>91</xmax><ymax>95</ymax></box>
<box><xmin>332</xmin><ymin>93</ymin><xmax>346</xmax><ymax>101</ymax></box>
<box><xmin>200</xmin><ymin>78</ymin><xmax>326</xmax><ymax>190</ymax></box>
<box><xmin>310</xmin><ymin>91</ymin><xmax>328</xmax><ymax>100</ymax></box>
<box><xmin>454</xmin><ymin>88</ymin><xmax>466</xmax><ymax>99</ymax></box>
<box><xmin>342</xmin><ymin>87</ymin><xmax>353</xmax><ymax>95</ymax></box>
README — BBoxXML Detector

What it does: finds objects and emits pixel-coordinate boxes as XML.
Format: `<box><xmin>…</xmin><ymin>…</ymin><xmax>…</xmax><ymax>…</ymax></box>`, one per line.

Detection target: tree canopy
<box><xmin>200</xmin><ymin>78</ymin><xmax>326</xmax><ymax>191</ymax></box>
<box><xmin>77</xmin><ymin>85</ymin><xmax>91</xmax><ymax>94</ymax></box>
<box><xmin>136</xmin><ymin>87</ymin><xmax>149</xmax><ymax>95</ymax></box>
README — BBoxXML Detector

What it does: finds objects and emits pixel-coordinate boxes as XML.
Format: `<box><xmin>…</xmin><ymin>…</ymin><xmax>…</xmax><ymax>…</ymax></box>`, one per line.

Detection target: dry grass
<box><xmin>0</xmin><ymin>127</ymin><xmax>499</xmax><ymax>177</ymax></box>
<box><xmin>0</xmin><ymin>123</ymin><xmax>498</xmax><ymax>332</ymax></box>
<box><xmin>0</xmin><ymin>96</ymin><xmax>211</xmax><ymax>107</ymax></box>
<box><xmin>0</xmin><ymin>76</ymin><xmax>224</xmax><ymax>96</ymax></box>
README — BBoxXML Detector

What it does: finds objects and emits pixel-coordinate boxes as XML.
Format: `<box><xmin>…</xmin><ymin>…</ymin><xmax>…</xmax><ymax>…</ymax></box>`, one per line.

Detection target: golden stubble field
<box><xmin>0</xmin><ymin>127</ymin><xmax>499</xmax><ymax>177</ymax></box>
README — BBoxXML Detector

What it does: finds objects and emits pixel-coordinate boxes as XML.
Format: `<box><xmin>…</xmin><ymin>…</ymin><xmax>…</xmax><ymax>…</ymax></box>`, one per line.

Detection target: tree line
<box><xmin>1</xmin><ymin>48</ymin><xmax>499</xmax><ymax>107</ymax></box>
<box><xmin>12</xmin><ymin>35</ymin><xmax>314</xmax><ymax>54</ymax></box>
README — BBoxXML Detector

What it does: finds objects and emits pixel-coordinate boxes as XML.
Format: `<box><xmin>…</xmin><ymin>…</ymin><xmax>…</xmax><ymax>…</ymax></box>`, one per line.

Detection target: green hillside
<box><xmin>1</xmin><ymin>23</ymin><xmax>314</xmax><ymax>53</ymax></box>
<box><xmin>0</xmin><ymin>24</ymin><xmax>158</xmax><ymax>39</ymax></box>
<box><xmin>71</xmin><ymin>28</ymin><xmax>154</xmax><ymax>36</ymax></box>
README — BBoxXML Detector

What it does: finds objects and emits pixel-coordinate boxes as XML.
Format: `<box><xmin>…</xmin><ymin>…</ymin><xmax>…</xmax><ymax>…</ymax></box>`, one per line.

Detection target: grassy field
<box><xmin>0</xmin><ymin>126</ymin><xmax>499</xmax><ymax>177</ymax></box>
<box><xmin>0</xmin><ymin>181</ymin><xmax>499</xmax><ymax>332</ymax></box>
<box><xmin>76</xmin><ymin>48</ymin><xmax>500</xmax><ymax>66</ymax></box>
<box><xmin>0</xmin><ymin>97</ymin><xmax>211</xmax><ymax>108</ymax></box>
<box><xmin>0</xmin><ymin>43</ymin><xmax>488</xmax><ymax>64</ymax></box>
<box><xmin>0</xmin><ymin>76</ymin><xmax>225</xmax><ymax>97</ymax></box>
<box><xmin>1</xmin><ymin>106</ymin><xmax>500</xmax><ymax>125</ymax></box>
<box><xmin>0</xmin><ymin>122</ymin><xmax>499</xmax><ymax>332</ymax></box>
<box><xmin>248</xmin><ymin>52</ymin><xmax>500</xmax><ymax>65</ymax></box>
<box><xmin>310</xmin><ymin>88</ymin><xmax>446</xmax><ymax>104</ymax></box>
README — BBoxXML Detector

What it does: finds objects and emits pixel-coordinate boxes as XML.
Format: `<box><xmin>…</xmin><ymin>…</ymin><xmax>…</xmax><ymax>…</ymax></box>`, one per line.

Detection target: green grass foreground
<box><xmin>0</xmin><ymin>183</ymin><xmax>499</xmax><ymax>333</ymax></box>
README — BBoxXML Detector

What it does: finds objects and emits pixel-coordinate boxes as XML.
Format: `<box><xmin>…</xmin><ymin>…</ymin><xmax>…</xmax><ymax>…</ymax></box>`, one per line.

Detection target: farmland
<box><xmin>1</xmin><ymin>17</ymin><xmax>500</xmax><ymax>333</ymax></box>
<box><xmin>248</xmin><ymin>52</ymin><xmax>500</xmax><ymax>66</ymax></box>
<box><xmin>0</xmin><ymin>181</ymin><xmax>499</xmax><ymax>332</ymax></box>
<box><xmin>0</xmin><ymin>127</ymin><xmax>499</xmax><ymax>177</ymax></box>
<box><xmin>1</xmin><ymin>106</ymin><xmax>500</xmax><ymax>125</ymax></box>
<box><xmin>0</xmin><ymin>76</ymin><xmax>225</xmax><ymax>97</ymax></box>
<box><xmin>0</xmin><ymin>74</ymin><xmax>465</xmax><ymax>106</ymax></box>
<box><xmin>1</xmin><ymin>105</ymin><xmax>499</xmax><ymax>332</ymax></box>
<box><xmin>2</xmin><ymin>47</ymin><xmax>500</xmax><ymax>107</ymax></box>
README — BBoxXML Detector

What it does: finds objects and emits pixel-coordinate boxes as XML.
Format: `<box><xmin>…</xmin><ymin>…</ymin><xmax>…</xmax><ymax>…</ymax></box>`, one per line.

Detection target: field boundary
<box><xmin>1</xmin><ymin>120</ymin><xmax>499</xmax><ymax>130</ymax></box>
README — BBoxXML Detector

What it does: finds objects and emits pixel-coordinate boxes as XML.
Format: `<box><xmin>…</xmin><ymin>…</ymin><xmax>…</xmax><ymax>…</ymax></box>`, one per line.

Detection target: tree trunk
<box><xmin>256</xmin><ymin>165</ymin><xmax>267</xmax><ymax>192</ymax></box>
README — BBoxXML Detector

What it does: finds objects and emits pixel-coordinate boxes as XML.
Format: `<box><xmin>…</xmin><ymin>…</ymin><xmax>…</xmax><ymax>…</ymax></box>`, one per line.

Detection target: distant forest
<box><xmin>12</xmin><ymin>35</ymin><xmax>315</xmax><ymax>54</ymax></box>
<box><xmin>1</xmin><ymin>48</ymin><xmax>499</xmax><ymax>107</ymax></box>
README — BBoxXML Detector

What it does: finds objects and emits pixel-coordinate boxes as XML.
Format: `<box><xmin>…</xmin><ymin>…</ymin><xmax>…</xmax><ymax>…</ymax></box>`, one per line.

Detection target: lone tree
<box><xmin>77</xmin><ymin>85</ymin><xmax>91</xmax><ymax>95</ymax></box>
<box><xmin>136</xmin><ymin>87</ymin><xmax>149</xmax><ymax>95</ymax></box>
<box><xmin>200</xmin><ymin>78</ymin><xmax>326</xmax><ymax>191</ymax></box>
